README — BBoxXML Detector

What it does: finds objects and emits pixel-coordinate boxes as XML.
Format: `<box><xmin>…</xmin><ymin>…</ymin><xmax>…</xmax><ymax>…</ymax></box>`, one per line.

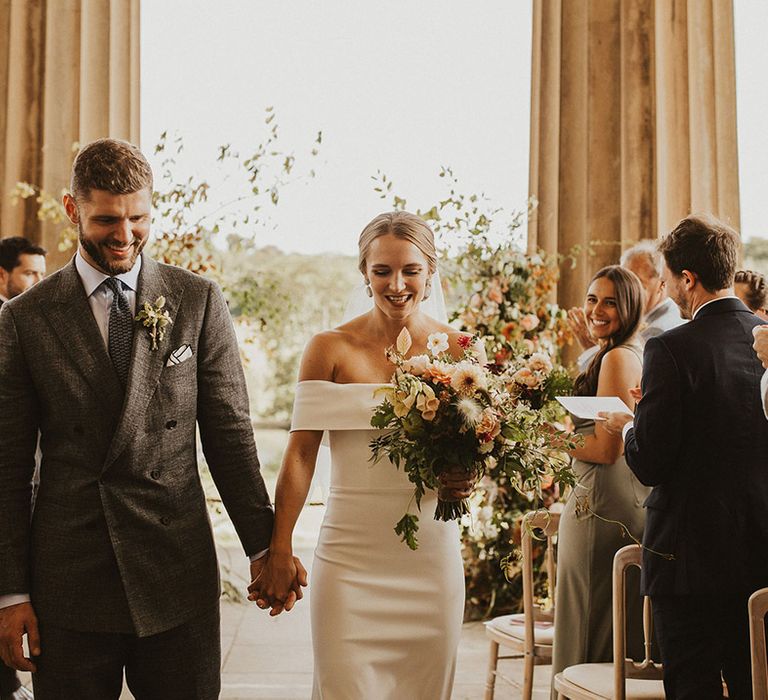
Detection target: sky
<box><xmin>141</xmin><ymin>0</ymin><xmax>766</xmax><ymax>256</ymax></box>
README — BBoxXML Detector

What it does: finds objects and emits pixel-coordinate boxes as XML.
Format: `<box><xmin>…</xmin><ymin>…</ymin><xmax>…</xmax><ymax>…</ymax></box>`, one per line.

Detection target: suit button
<box><xmin>160</xmin><ymin>516</ymin><xmax>170</xmax><ymax>526</ymax></box>
<box><xmin>150</xmin><ymin>470</ymin><xmax>161</xmax><ymax>480</ymax></box>
<box><xmin>165</xmin><ymin>420</ymin><xmax>177</xmax><ymax>430</ymax></box>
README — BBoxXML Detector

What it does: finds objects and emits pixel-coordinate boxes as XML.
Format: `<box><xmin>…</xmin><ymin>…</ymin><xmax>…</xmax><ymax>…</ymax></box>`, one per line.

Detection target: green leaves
<box><xmin>394</xmin><ymin>514</ymin><xmax>420</xmax><ymax>551</ymax></box>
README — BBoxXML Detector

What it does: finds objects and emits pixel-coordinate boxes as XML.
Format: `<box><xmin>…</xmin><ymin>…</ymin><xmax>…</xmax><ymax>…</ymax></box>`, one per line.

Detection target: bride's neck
<box><xmin>366</xmin><ymin>308</ymin><xmax>430</xmax><ymax>346</ymax></box>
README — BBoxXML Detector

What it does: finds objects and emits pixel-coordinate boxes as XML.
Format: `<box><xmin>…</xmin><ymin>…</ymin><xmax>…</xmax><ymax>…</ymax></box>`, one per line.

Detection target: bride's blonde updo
<box><xmin>358</xmin><ymin>211</ymin><xmax>438</xmax><ymax>275</ymax></box>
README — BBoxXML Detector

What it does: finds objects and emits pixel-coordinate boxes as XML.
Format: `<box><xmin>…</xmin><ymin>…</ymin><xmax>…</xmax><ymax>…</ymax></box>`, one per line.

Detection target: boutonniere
<box><xmin>135</xmin><ymin>296</ymin><xmax>173</xmax><ymax>351</ymax></box>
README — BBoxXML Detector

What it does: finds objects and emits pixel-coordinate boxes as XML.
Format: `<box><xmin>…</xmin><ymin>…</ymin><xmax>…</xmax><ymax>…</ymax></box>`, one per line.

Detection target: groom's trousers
<box><xmin>31</xmin><ymin>606</ymin><xmax>220</xmax><ymax>700</ymax></box>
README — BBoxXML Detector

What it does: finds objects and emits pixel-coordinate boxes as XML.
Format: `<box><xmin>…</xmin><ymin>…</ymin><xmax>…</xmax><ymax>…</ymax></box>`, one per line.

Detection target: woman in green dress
<box><xmin>551</xmin><ymin>265</ymin><xmax>652</xmax><ymax>696</ymax></box>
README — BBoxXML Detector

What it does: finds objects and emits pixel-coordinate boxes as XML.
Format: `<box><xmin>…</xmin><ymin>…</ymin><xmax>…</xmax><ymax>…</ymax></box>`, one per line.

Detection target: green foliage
<box><xmin>217</xmin><ymin>243</ymin><xmax>359</xmax><ymax>420</ymax></box>
<box><xmin>744</xmin><ymin>237</ymin><xmax>768</xmax><ymax>275</ymax></box>
<box><xmin>394</xmin><ymin>514</ymin><xmax>420</xmax><ymax>551</ymax></box>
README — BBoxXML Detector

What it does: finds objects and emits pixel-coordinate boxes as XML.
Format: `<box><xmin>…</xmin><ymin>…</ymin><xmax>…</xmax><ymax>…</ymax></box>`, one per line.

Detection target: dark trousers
<box><xmin>32</xmin><ymin>607</ymin><xmax>220</xmax><ymax>700</ymax></box>
<box><xmin>651</xmin><ymin>592</ymin><xmax>752</xmax><ymax>700</ymax></box>
<box><xmin>0</xmin><ymin>659</ymin><xmax>21</xmax><ymax>696</ymax></box>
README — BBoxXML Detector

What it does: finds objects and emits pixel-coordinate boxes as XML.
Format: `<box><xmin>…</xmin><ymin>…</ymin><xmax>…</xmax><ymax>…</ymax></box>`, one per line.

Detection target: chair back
<box><xmin>612</xmin><ymin>544</ymin><xmax>663</xmax><ymax>700</ymax></box>
<box><xmin>749</xmin><ymin>587</ymin><xmax>768</xmax><ymax>700</ymax></box>
<box><xmin>521</xmin><ymin>510</ymin><xmax>560</xmax><ymax>652</ymax></box>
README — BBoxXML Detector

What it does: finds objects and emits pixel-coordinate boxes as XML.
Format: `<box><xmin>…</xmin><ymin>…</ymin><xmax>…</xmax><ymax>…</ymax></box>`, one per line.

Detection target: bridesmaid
<box><xmin>551</xmin><ymin>265</ymin><xmax>651</xmax><ymax>693</ymax></box>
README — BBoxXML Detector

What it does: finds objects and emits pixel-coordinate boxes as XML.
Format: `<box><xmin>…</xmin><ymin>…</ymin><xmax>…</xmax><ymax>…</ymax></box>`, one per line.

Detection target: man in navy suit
<box><xmin>603</xmin><ymin>214</ymin><xmax>768</xmax><ymax>699</ymax></box>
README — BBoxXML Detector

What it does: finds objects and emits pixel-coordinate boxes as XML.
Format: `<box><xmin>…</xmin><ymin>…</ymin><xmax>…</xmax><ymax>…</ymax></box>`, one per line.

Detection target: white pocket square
<box><xmin>166</xmin><ymin>344</ymin><xmax>193</xmax><ymax>367</ymax></box>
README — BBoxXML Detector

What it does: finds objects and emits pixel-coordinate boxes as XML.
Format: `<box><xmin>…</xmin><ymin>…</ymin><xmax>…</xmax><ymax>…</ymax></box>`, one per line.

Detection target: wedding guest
<box><xmin>0</xmin><ymin>237</ymin><xmax>46</xmax><ymax>305</ymax></box>
<box><xmin>734</xmin><ymin>269</ymin><xmax>768</xmax><ymax>320</ymax></box>
<box><xmin>569</xmin><ymin>240</ymin><xmax>684</xmax><ymax>370</ymax></box>
<box><xmin>551</xmin><ymin>265</ymin><xmax>651</xmax><ymax>696</ymax></box>
<box><xmin>0</xmin><ymin>239</ymin><xmax>42</xmax><ymax>700</ymax></box>
<box><xmin>602</xmin><ymin>214</ymin><xmax>768</xmax><ymax>699</ymax></box>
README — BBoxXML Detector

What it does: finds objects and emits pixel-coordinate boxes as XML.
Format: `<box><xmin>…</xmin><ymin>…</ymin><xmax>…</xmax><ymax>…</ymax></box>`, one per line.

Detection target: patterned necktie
<box><xmin>105</xmin><ymin>277</ymin><xmax>134</xmax><ymax>386</ymax></box>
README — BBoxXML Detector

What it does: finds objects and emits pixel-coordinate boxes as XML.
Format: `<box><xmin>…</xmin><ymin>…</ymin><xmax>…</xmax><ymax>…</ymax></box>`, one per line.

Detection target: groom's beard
<box><xmin>79</xmin><ymin>222</ymin><xmax>146</xmax><ymax>276</ymax></box>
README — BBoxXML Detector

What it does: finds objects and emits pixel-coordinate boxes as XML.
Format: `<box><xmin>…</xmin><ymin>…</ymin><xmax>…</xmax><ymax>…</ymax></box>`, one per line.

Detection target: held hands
<box><xmin>248</xmin><ymin>553</ymin><xmax>308</xmax><ymax>617</ymax></box>
<box><xmin>0</xmin><ymin>602</ymin><xmax>40</xmax><ymax>672</ymax></box>
<box><xmin>438</xmin><ymin>468</ymin><xmax>475</xmax><ymax>502</ymax></box>
<box><xmin>567</xmin><ymin>307</ymin><xmax>597</xmax><ymax>352</ymax></box>
<box><xmin>754</xmin><ymin>326</ymin><xmax>768</xmax><ymax>369</ymax></box>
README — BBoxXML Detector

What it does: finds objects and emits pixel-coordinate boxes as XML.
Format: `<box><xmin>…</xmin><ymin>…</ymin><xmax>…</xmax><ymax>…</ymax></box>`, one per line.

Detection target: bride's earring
<box><xmin>423</xmin><ymin>283</ymin><xmax>432</xmax><ymax>301</ymax></box>
<box><xmin>366</xmin><ymin>282</ymin><xmax>373</xmax><ymax>298</ymax></box>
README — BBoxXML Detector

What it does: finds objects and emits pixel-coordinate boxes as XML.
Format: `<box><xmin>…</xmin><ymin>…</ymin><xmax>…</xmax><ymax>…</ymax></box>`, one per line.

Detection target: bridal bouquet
<box><xmin>370</xmin><ymin>328</ymin><xmax>575</xmax><ymax>549</ymax></box>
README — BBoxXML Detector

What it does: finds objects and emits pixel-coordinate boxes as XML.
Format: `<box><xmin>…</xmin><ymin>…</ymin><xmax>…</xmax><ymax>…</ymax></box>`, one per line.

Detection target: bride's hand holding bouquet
<box><xmin>371</xmin><ymin>327</ymin><xmax>575</xmax><ymax>549</ymax></box>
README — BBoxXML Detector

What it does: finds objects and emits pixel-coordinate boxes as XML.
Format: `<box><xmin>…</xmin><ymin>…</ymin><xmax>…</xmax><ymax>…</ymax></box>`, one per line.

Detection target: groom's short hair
<box><xmin>71</xmin><ymin>138</ymin><xmax>153</xmax><ymax>203</ymax></box>
<box><xmin>659</xmin><ymin>214</ymin><xmax>740</xmax><ymax>292</ymax></box>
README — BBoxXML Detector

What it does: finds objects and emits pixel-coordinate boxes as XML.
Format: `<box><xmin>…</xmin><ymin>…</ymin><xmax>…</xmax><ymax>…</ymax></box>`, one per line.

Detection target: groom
<box><xmin>0</xmin><ymin>139</ymin><xmax>274</xmax><ymax>698</ymax></box>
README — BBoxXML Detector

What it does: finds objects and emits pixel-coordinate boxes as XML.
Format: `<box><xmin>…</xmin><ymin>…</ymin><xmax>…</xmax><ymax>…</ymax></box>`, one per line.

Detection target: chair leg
<box><xmin>484</xmin><ymin>640</ymin><xmax>500</xmax><ymax>700</ymax></box>
<box><xmin>522</xmin><ymin>651</ymin><xmax>534</xmax><ymax>700</ymax></box>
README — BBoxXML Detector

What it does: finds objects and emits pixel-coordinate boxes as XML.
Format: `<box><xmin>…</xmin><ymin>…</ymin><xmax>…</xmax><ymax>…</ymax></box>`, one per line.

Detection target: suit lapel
<box><xmin>103</xmin><ymin>256</ymin><xmax>184</xmax><ymax>470</ymax></box>
<box><xmin>42</xmin><ymin>259</ymin><xmax>124</xmax><ymax>410</ymax></box>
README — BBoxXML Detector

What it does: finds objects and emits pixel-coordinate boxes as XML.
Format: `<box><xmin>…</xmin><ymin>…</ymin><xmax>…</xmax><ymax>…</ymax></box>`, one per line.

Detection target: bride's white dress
<box><xmin>291</xmin><ymin>380</ymin><xmax>465</xmax><ymax>700</ymax></box>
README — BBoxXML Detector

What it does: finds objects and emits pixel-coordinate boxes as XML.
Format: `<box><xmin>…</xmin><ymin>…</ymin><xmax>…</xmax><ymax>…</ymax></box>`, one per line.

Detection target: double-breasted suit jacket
<box><xmin>0</xmin><ymin>255</ymin><xmax>274</xmax><ymax>636</ymax></box>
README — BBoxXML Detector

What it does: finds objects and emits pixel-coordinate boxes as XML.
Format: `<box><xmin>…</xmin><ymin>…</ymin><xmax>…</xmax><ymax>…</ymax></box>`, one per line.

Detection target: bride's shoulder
<box><xmin>298</xmin><ymin>327</ymin><xmax>360</xmax><ymax>381</ymax></box>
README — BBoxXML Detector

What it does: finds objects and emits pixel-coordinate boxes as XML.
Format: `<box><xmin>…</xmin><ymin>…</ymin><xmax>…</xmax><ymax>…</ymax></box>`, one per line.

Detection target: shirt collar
<box><xmin>692</xmin><ymin>295</ymin><xmax>740</xmax><ymax>320</ymax></box>
<box><xmin>75</xmin><ymin>249</ymin><xmax>142</xmax><ymax>297</ymax></box>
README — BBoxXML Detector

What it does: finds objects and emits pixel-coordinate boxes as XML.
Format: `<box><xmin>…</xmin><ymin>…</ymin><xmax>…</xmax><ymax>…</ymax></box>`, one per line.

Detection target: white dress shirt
<box><xmin>762</xmin><ymin>369</ymin><xmax>768</xmax><ymax>420</ymax></box>
<box><xmin>75</xmin><ymin>250</ymin><xmax>141</xmax><ymax>347</ymax></box>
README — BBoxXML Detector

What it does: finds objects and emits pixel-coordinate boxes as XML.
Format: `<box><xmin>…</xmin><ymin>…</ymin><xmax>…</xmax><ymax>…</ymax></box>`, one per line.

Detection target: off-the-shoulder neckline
<box><xmin>296</xmin><ymin>379</ymin><xmax>390</xmax><ymax>387</ymax></box>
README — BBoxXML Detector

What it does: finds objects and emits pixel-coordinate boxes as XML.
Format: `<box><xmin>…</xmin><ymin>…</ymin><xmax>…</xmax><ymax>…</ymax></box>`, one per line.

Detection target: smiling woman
<box><xmin>550</xmin><ymin>264</ymin><xmax>651</xmax><ymax>695</ymax></box>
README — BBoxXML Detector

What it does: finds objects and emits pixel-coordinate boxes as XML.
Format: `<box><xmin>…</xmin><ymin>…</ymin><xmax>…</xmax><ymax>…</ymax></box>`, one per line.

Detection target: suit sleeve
<box><xmin>0</xmin><ymin>305</ymin><xmax>40</xmax><ymax>594</ymax></box>
<box><xmin>195</xmin><ymin>282</ymin><xmax>274</xmax><ymax>556</ymax></box>
<box><xmin>624</xmin><ymin>336</ymin><xmax>682</xmax><ymax>486</ymax></box>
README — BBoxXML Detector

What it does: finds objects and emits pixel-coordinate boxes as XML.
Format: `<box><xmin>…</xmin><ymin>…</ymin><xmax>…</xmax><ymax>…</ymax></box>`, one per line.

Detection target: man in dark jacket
<box><xmin>603</xmin><ymin>214</ymin><xmax>768</xmax><ymax>699</ymax></box>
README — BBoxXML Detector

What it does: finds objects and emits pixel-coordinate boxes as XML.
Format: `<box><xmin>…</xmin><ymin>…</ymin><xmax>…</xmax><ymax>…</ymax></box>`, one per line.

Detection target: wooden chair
<box><xmin>553</xmin><ymin>544</ymin><xmax>664</xmax><ymax>700</ymax></box>
<box><xmin>749</xmin><ymin>586</ymin><xmax>768</xmax><ymax>700</ymax></box>
<box><xmin>484</xmin><ymin>509</ymin><xmax>560</xmax><ymax>700</ymax></box>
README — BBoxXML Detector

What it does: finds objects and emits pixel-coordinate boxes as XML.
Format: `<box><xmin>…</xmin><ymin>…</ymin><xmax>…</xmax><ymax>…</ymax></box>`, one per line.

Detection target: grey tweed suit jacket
<box><xmin>0</xmin><ymin>255</ymin><xmax>273</xmax><ymax>636</ymax></box>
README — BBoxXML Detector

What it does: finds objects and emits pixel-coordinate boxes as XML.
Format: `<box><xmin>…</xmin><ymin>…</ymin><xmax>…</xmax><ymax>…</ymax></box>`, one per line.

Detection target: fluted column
<box><xmin>1</xmin><ymin>0</ymin><xmax>140</xmax><ymax>270</ymax></box>
<box><xmin>528</xmin><ymin>0</ymin><xmax>740</xmax><ymax>310</ymax></box>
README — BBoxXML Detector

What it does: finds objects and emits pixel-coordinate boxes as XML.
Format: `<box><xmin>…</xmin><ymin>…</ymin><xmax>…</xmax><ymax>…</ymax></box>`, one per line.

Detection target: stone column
<box><xmin>0</xmin><ymin>0</ymin><xmax>141</xmax><ymax>270</ymax></box>
<box><xmin>528</xmin><ymin>0</ymin><xmax>740</xmax><ymax>310</ymax></box>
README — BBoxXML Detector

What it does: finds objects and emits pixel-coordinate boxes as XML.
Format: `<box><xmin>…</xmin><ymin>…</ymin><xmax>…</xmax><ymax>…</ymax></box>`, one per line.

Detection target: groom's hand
<box><xmin>248</xmin><ymin>553</ymin><xmax>308</xmax><ymax>616</ymax></box>
<box><xmin>0</xmin><ymin>602</ymin><xmax>40</xmax><ymax>672</ymax></box>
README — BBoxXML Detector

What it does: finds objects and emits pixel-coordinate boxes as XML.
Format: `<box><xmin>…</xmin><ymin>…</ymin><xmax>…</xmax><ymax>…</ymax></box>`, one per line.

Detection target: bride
<box><xmin>252</xmin><ymin>211</ymin><xmax>478</xmax><ymax>699</ymax></box>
